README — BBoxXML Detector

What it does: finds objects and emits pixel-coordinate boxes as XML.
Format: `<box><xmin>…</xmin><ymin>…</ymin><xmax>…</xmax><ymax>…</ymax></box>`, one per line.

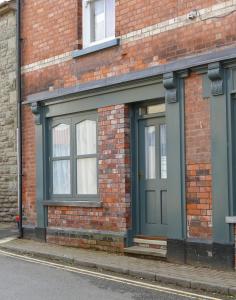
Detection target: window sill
<box><xmin>72</xmin><ymin>38</ymin><xmax>120</xmax><ymax>58</ymax></box>
<box><xmin>43</xmin><ymin>200</ymin><xmax>101</xmax><ymax>208</ymax></box>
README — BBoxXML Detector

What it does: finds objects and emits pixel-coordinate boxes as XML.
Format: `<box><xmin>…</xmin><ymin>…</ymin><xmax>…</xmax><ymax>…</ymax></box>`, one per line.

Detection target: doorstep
<box><xmin>124</xmin><ymin>237</ymin><xmax>167</xmax><ymax>260</ymax></box>
<box><xmin>124</xmin><ymin>246</ymin><xmax>167</xmax><ymax>259</ymax></box>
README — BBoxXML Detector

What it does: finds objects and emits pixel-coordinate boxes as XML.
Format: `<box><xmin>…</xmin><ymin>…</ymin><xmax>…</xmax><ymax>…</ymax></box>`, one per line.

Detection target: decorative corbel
<box><xmin>208</xmin><ymin>62</ymin><xmax>224</xmax><ymax>96</ymax></box>
<box><xmin>163</xmin><ymin>72</ymin><xmax>177</xmax><ymax>103</ymax></box>
<box><xmin>31</xmin><ymin>102</ymin><xmax>42</xmax><ymax>125</ymax></box>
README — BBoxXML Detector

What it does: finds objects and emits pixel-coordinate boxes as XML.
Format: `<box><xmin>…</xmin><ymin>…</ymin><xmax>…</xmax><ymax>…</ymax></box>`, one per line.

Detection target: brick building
<box><xmin>21</xmin><ymin>0</ymin><xmax>236</xmax><ymax>270</ymax></box>
<box><xmin>0</xmin><ymin>0</ymin><xmax>18</xmax><ymax>223</ymax></box>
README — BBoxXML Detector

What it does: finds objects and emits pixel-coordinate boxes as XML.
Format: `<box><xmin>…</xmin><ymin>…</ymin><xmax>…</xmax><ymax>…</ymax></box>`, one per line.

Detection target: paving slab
<box><xmin>0</xmin><ymin>223</ymin><xmax>18</xmax><ymax>239</ymax></box>
<box><xmin>0</xmin><ymin>239</ymin><xmax>235</xmax><ymax>297</ymax></box>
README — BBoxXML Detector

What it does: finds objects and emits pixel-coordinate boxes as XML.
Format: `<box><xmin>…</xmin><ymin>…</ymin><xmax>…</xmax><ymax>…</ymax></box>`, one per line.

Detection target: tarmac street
<box><xmin>0</xmin><ymin>250</ymin><xmax>228</xmax><ymax>300</ymax></box>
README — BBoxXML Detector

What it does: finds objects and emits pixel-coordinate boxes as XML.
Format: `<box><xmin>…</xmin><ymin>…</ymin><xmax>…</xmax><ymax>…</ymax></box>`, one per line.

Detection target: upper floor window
<box><xmin>83</xmin><ymin>0</ymin><xmax>115</xmax><ymax>48</ymax></box>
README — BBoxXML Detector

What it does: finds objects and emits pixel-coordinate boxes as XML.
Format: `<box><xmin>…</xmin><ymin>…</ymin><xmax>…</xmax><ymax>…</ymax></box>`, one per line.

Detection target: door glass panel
<box><xmin>77</xmin><ymin>158</ymin><xmax>97</xmax><ymax>194</ymax></box>
<box><xmin>53</xmin><ymin>160</ymin><xmax>71</xmax><ymax>194</ymax></box>
<box><xmin>52</xmin><ymin>124</ymin><xmax>70</xmax><ymax>157</ymax></box>
<box><xmin>160</xmin><ymin>124</ymin><xmax>167</xmax><ymax>179</ymax></box>
<box><xmin>145</xmin><ymin>126</ymin><xmax>156</xmax><ymax>179</ymax></box>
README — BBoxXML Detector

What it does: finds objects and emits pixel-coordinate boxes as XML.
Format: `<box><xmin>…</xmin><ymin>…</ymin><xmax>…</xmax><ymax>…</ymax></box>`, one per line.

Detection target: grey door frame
<box><xmin>133</xmin><ymin>100</ymin><xmax>166</xmax><ymax>237</ymax></box>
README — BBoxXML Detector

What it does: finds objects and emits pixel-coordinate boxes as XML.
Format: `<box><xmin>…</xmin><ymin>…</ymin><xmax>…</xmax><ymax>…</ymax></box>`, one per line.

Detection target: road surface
<box><xmin>0</xmin><ymin>250</ymin><xmax>227</xmax><ymax>300</ymax></box>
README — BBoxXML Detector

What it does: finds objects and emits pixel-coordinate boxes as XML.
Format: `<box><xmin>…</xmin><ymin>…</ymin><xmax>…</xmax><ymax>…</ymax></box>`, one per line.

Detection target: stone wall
<box><xmin>0</xmin><ymin>2</ymin><xmax>17</xmax><ymax>223</ymax></box>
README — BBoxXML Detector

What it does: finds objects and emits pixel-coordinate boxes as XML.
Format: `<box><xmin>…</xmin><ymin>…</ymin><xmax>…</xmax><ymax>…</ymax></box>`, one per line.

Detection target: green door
<box><xmin>138</xmin><ymin>116</ymin><xmax>167</xmax><ymax>236</ymax></box>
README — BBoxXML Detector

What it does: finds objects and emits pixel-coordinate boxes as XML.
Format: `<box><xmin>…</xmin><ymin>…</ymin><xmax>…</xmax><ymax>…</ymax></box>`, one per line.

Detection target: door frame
<box><xmin>132</xmin><ymin>99</ymin><xmax>166</xmax><ymax>237</ymax></box>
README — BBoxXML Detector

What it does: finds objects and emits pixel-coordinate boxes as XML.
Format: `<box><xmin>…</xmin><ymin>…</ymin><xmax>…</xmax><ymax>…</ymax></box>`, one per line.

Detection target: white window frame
<box><xmin>83</xmin><ymin>0</ymin><xmax>115</xmax><ymax>48</ymax></box>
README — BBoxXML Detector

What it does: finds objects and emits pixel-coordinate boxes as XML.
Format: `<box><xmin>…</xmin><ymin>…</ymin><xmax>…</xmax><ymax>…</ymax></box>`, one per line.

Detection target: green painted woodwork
<box><xmin>138</xmin><ymin>116</ymin><xmax>167</xmax><ymax>236</ymax></box>
<box><xmin>165</xmin><ymin>77</ymin><xmax>186</xmax><ymax>240</ymax></box>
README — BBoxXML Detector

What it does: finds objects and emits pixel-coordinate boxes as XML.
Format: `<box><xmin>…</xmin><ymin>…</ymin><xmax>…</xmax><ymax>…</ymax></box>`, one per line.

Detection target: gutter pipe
<box><xmin>16</xmin><ymin>0</ymin><xmax>23</xmax><ymax>238</ymax></box>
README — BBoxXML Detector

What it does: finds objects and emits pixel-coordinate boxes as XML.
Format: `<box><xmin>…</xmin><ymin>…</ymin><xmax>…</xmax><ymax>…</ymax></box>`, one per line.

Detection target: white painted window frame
<box><xmin>83</xmin><ymin>0</ymin><xmax>115</xmax><ymax>48</ymax></box>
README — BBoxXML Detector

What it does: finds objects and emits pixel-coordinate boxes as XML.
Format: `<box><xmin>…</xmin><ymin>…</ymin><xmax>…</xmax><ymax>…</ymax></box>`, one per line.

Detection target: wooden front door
<box><xmin>138</xmin><ymin>116</ymin><xmax>167</xmax><ymax>236</ymax></box>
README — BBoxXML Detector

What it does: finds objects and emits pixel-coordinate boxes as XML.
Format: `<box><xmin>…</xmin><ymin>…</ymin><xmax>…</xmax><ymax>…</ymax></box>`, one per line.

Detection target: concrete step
<box><xmin>133</xmin><ymin>238</ymin><xmax>167</xmax><ymax>247</ymax></box>
<box><xmin>124</xmin><ymin>246</ymin><xmax>167</xmax><ymax>259</ymax></box>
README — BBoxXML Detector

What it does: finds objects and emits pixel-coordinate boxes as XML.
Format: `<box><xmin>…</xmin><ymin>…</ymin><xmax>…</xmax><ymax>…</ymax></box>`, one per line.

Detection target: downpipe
<box><xmin>16</xmin><ymin>0</ymin><xmax>23</xmax><ymax>238</ymax></box>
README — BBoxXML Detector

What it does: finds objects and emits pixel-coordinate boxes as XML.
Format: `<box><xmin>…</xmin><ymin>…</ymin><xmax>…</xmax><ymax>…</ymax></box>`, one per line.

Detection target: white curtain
<box><xmin>77</xmin><ymin>120</ymin><xmax>97</xmax><ymax>194</ymax></box>
<box><xmin>53</xmin><ymin>160</ymin><xmax>71</xmax><ymax>194</ymax></box>
<box><xmin>145</xmin><ymin>126</ymin><xmax>156</xmax><ymax>179</ymax></box>
<box><xmin>106</xmin><ymin>0</ymin><xmax>115</xmax><ymax>38</ymax></box>
<box><xmin>94</xmin><ymin>0</ymin><xmax>105</xmax><ymax>41</ymax></box>
<box><xmin>77</xmin><ymin>120</ymin><xmax>96</xmax><ymax>155</ymax></box>
<box><xmin>77</xmin><ymin>158</ymin><xmax>97</xmax><ymax>194</ymax></box>
<box><xmin>52</xmin><ymin>124</ymin><xmax>71</xmax><ymax>194</ymax></box>
<box><xmin>53</xmin><ymin>124</ymin><xmax>70</xmax><ymax>157</ymax></box>
<box><xmin>160</xmin><ymin>124</ymin><xmax>167</xmax><ymax>179</ymax></box>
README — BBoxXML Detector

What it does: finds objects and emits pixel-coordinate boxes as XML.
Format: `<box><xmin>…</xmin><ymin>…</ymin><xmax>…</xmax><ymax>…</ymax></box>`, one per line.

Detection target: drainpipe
<box><xmin>16</xmin><ymin>0</ymin><xmax>23</xmax><ymax>238</ymax></box>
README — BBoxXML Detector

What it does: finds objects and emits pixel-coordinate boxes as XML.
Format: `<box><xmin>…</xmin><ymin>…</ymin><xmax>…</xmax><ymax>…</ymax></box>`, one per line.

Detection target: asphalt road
<box><xmin>0</xmin><ymin>251</ymin><xmax>225</xmax><ymax>300</ymax></box>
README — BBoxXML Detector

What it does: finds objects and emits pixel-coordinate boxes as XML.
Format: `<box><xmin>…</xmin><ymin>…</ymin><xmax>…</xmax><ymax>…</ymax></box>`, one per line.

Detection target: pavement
<box><xmin>0</xmin><ymin>238</ymin><xmax>235</xmax><ymax>298</ymax></box>
<box><xmin>0</xmin><ymin>223</ymin><xmax>18</xmax><ymax>239</ymax></box>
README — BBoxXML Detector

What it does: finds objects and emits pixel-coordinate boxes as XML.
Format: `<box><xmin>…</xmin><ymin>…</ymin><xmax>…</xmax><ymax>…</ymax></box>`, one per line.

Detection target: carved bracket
<box><xmin>163</xmin><ymin>72</ymin><xmax>177</xmax><ymax>103</ymax></box>
<box><xmin>31</xmin><ymin>102</ymin><xmax>42</xmax><ymax>125</ymax></box>
<box><xmin>208</xmin><ymin>62</ymin><xmax>224</xmax><ymax>96</ymax></box>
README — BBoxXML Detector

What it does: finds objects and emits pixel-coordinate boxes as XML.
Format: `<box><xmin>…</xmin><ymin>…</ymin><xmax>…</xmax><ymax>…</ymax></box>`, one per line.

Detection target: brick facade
<box><xmin>0</xmin><ymin>1</ymin><xmax>17</xmax><ymax>223</ymax></box>
<box><xmin>185</xmin><ymin>74</ymin><xmax>212</xmax><ymax>240</ymax></box>
<box><xmin>45</xmin><ymin>105</ymin><xmax>131</xmax><ymax>252</ymax></box>
<box><xmin>21</xmin><ymin>0</ymin><xmax>236</xmax><ymax>269</ymax></box>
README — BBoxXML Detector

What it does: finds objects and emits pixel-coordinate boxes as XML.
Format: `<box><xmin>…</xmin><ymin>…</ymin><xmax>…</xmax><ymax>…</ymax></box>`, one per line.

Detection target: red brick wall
<box><xmin>185</xmin><ymin>73</ymin><xmax>212</xmax><ymax>240</ymax></box>
<box><xmin>22</xmin><ymin>106</ymin><xmax>37</xmax><ymax>226</ymax></box>
<box><xmin>21</xmin><ymin>0</ymin><xmax>235</xmax><ymax>246</ymax></box>
<box><xmin>21</xmin><ymin>0</ymin><xmax>236</xmax><ymax>97</ymax></box>
<box><xmin>47</xmin><ymin>105</ymin><xmax>131</xmax><ymax>239</ymax></box>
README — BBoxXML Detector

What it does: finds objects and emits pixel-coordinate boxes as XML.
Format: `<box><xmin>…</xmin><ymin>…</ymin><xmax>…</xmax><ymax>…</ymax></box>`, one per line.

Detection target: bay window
<box><xmin>49</xmin><ymin>112</ymin><xmax>98</xmax><ymax>202</ymax></box>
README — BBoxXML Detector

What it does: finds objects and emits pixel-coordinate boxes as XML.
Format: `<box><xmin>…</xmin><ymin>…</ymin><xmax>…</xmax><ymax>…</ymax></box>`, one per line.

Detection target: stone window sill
<box><xmin>43</xmin><ymin>200</ymin><xmax>101</xmax><ymax>208</ymax></box>
<box><xmin>225</xmin><ymin>216</ymin><xmax>236</xmax><ymax>224</ymax></box>
<box><xmin>72</xmin><ymin>38</ymin><xmax>120</xmax><ymax>58</ymax></box>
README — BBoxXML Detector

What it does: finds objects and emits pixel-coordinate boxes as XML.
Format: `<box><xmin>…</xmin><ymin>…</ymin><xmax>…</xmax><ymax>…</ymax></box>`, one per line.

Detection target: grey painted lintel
<box><xmin>24</xmin><ymin>46</ymin><xmax>236</xmax><ymax>105</ymax></box>
<box><xmin>44</xmin><ymin>79</ymin><xmax>165</xmax><ymax>118</ymax></box>
<box><xmin>72</xmin><ymin>38</ymin><xmax>120</xmax><ymax>58</ymax></box>
<box><xmin>225</xmin><ymin>216</ymin><xmax>236</xmax><ymax>224</ymax></box>
<box><xmin>43</xmin><ymin>200</ymin><xmax>101</xmax><ymax>208</ymax></box>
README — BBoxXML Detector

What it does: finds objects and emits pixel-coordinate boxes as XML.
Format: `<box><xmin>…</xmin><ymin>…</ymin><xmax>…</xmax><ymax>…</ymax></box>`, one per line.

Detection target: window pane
<box><xmin>77</xmin><ymin>158</ymin><xmax>97</xmax><ymax>194</ymax></box>
<box><xmin>94</xmin><ymin>0</ymin><xmax>105</xmax><ymax>41</ymax></box>
<box><xmin>160</xmin><ymin>124</ymin><xmax>167</xmax><ymax>179</ymax></box>
<box><xmin>52</xmin><ymin>124</ymin><xmax>70</xmax><ymax>157</ymax></box>
<box><xmin>53</xmin><ymin>160</ymin><xmax>71</xmax><ymax>194</ymax></box>
<box><xmin>77</xmin><ymin>120</ymin><xmax>97</xmax><ymax>155</ymax></box>
<box><xmin>106</xmin><ymin>0</ymin><xmax>115</xmax><ymax>38</ymax></box>
<box><xmin>145</xmin><ymin>126</ymin><xmax>156</xmax><ymax>179</ymax></box>
<box><xmin>147</xmin><ymin>103</ymin><xmax>166</xmax><ymax>114</ymax></box>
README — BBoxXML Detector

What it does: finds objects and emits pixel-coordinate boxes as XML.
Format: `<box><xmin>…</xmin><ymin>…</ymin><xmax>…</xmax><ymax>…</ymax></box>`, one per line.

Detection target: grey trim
<box><xmin>72</xmin><ymin>38</ymin><xmax>120</xmax><ymax>58</ymax></box>
<box><xmin>31</xmin><ymin>102</ymin><xmax>42</xmax><ymax>125</ymax></box>
<box><xmin>208</xmin><ymin>66</ymin><xmax>232</xmax><ymax>243</ymax></box>
<box><xmin>165</xmin><ymin>75</ymin><xmax>186</xmax><ymax>240</ymax></box>
<box><xmin>202</xmin><ymin>74</ymin><xmax>211</xmax><ymax>99</ymax></box>
<box><xmin>45</xmin><ymin>79</ymin><xmax>165</xmax><ymax>118</ymax></box>
<box><xmin>208</xmin><ymin>62</ymin><xmax>224</xmax><ymax>96</ymax></box>
<box><xmin>43</xmin><ymin>200</ymin><xmax>101</xmax><ymax>207</ymax></box>
<box><xmin>163</xmin><ymin>72</ymin><xmax>177</xmax><ymax>103</ymax></box>
<box><xmin>24</xmin><ymin>46</ymin><xmax>236</xmax><ymax>105</ymax></box>
<box><xmin>47</xmin><ymin>227</ymin><xmax>127</xmax><ymax>238</ymax></box>
<box><xmin>35</xmin><ymin>107</ymin><xmax>46</xmax><ymax>229</ymax></box>
<box><xmin>225</xmin><ymin>216</ymin><xmax>236</xmax><ymax>224</ymax></box>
